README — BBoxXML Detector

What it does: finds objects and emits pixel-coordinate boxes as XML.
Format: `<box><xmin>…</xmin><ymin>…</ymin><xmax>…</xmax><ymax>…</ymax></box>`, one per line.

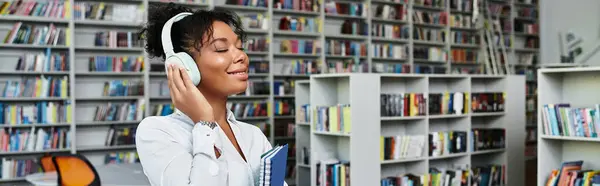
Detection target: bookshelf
<box><xmin>536</xmin><ymin>67</ymin><xmax>600</xmax><ymax>186</ymax></box>
<box><xmin>294</xmin><ymin>80</ymin><xmax>310</xmax><ymax>186</ymax></box>
<box><xmin>0</xmin><ymin>0</ymin><xmax>536</xmax><ymax>184</ymax></box>
<box><xmin>307</xmin><ymin>73</ymin><xmax>525</xmax><ymax>186</ymax></box>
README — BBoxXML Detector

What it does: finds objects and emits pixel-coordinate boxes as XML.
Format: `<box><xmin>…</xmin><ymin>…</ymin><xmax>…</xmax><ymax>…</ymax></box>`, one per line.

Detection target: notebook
<box><xmin>258</xmin><ymin>144</ymin><xmax>288</xmax><ymax>186</ymax></box>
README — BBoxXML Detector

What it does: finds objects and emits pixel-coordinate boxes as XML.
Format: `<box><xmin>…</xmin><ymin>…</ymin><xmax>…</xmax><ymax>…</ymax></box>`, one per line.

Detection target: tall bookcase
<box><xmin>304</xmin><ymin>73</ymin><xmax>525</xmax><ymax>186</ymax></box>
<box><xmin>537</xmin><ymin>67</ymin><xmax>600</xmax><ymax>186</ymax></box>
<box><xmin>0</xmin><ymin>0</ymin><xmax>535</xmax><ymax>184</ymax></box>
<box><xmin>294</xmin><ymin>80</ymin><xmax>311</xmax><ymax>186</ymax></box>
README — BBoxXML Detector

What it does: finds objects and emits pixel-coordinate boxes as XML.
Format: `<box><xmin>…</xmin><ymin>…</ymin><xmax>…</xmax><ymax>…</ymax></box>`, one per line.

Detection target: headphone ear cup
<box><xmin>175</xmin><ymin>52</ymin><xmax>201</xmax><ymax>86</ymax></box>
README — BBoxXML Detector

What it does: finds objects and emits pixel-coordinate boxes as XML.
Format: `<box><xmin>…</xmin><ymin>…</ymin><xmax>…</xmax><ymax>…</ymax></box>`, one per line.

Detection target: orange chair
<box><xmin>39</xmin><ymin>154</ymin><xmax>56</xmax><ymax>172</ymax></box>
<box><xmin>52</xmin><ymin>153</ymin><xmax>101</xmax><ymax>186</ymax></box>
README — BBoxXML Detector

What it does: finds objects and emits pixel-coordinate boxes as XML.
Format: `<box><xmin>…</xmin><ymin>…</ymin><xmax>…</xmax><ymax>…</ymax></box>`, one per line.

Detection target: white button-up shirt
<box><xmin>135</xmin><ymin>110</ymin><xmax>289</xmax><ymax>186</ymax></box>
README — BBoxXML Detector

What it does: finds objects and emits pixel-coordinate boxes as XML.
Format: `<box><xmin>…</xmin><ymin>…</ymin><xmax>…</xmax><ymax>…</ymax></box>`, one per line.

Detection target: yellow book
<box><xmin>329</xmin><ymin>106</ymin><xmax>338</xmax><ymax>133</ymax></box>
<box><xmin>340</xmin><ymin>164</ymin><xmax>346</xmax><ymax>186</ymax></box>
<box><xmin>464</xmin><ymin>92</ymin><xmax>470</xmax><ymax>114</ymax></box>
<box><xmin>267</xmin><ymin>102</ymin><xmax>272</xmax><ymax>118</ymax></box>
<box><xmin>65</xmin><ymin>28</ymin><xmax>71</xmax><ymax>47</ymax></box>
<box><xmin>61</xmin><ymin>77</ymin><xmax>67</xmax><ymax>98</ymax></box>
<box><xmin>10</xmin><ymin>105</ymin><xmax>16</xmax><ymax>125</ymax></box>
<box><xmin>342</xmin><ymin>106</ymin><xmax>351</xmax><ymax>133</ymax></box>
<box><xmin>66</xmin><ymin>103</ymin><xmax>72</xmax><ymax>123</ymax></box>
<box><xmin>380</xmin><ymin>136</ymin><xmax>384</xmax><ymax>161</ymax></box>
<box><xmin>442</xmin><ymin>92</ymin><xmax>449</xmax><ymax>114</ymax></box>
<box><xmin>64</xmin><ymin>1</ymin><xmax>71</xmax><ymax>19</ymax></box>
<box><xmin>0</xmin><ymin>2</ymin><xmax>12</xmax><ymax>14</ymax></box>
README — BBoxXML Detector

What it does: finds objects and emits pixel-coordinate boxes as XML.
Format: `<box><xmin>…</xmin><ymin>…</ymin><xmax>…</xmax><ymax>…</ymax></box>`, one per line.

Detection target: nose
<box><xmin>233</xmin><ymin>48</ymin><xmax>247</xmax><ymax>64</ymax></box>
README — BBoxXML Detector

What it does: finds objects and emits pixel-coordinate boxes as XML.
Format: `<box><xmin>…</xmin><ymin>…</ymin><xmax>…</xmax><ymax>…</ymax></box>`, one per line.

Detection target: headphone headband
<box><xmin>161</xmin><ymin>12</ymin><xmax>193</xmax><ymax>56</ymax></box>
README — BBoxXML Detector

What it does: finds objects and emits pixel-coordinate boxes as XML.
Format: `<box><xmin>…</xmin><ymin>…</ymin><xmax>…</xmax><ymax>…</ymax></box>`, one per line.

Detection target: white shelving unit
<box><xmin>294</xmin><ymin>80</ymin><xmax>311</xmax><ymax>186</ymax></box>
<box><xmin>537</xmin><ymin>67</ymin><xmax>600</xmax><ymax>186</ymax></box>
<box><xmin>307</xmin><ymin>73</ymin><xmax>525</xmax><ymax>186</ymax></box>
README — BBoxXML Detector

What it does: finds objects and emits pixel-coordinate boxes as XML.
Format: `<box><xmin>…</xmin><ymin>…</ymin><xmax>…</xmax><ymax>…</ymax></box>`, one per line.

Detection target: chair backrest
<box><xmin>52</xmin><ymin>154</ymin><xmax>101</xmax><ymax>186</ymax></box>
<box><xmin>39</xmin><ymin>154</ymin><xmax>56</xmax><ymax>172</ymax></box>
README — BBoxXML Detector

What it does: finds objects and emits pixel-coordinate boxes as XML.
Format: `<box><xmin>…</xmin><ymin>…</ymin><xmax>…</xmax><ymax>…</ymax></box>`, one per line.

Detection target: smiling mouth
<box><xmin>227</xmin><ymin>72</ymin><xmax>247</xmax><ymax>75</ymax></box>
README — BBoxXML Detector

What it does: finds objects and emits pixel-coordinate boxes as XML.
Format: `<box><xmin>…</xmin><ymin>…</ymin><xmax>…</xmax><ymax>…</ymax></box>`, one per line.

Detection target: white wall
<box><xmin>540</xmin><ymin>0</ymin><xmax>600</xmax><ymax>66</ymax></box>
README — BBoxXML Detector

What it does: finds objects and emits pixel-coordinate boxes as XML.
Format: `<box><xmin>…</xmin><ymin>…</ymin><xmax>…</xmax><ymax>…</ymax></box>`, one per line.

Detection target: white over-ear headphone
<box><xmin>161</xmin><ymin>12</ymin><xmax>201</xmax><ymax>85</ymax></box>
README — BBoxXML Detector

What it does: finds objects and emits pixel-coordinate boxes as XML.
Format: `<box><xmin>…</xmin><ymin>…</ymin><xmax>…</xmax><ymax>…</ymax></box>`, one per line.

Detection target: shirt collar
<box><xmin>173</xmin><ymin>108</ymin><xmax>239</xmax><ymax>126</ymax></box>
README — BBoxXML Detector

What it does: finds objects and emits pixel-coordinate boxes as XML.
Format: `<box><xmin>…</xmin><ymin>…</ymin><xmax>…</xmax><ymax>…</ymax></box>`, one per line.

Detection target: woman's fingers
<box><xmin>167</xmin><ymin>65</ymin><xmax>179</xmax><ymax>96</ymax></box>
<box><xmin>172</xmin><ymin>66</ymin><xmax>187</xmax><ymax>92</ymax></box>
<box><xmin>179</xmin><ymin>68</ymin><xmax>195</xmax><ymax>88</ymax></box>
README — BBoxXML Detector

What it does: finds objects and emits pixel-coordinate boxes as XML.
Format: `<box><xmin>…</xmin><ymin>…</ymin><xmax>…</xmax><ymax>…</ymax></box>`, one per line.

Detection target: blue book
<box><xmin>259</xmin><ymin>144</ymin><xmax>288</xmax><ymax>186</ymax></box>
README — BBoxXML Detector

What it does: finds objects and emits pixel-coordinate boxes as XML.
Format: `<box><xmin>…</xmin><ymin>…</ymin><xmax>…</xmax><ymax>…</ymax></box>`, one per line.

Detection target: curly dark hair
<box><xmin>139</xmin><ymin>3</ymin><xmax>247</xmax><ymax>60</ymax></box>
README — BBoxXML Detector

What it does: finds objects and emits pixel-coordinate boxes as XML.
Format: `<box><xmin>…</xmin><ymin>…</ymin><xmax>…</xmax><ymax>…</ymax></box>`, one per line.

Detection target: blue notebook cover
<box><xmin>267</xmin><ymin>144</ymin><xmax>288</xmax><ymax>186</ymax></box>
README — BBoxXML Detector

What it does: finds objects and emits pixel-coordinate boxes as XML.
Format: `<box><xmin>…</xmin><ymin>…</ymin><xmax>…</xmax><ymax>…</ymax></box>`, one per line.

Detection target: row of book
<box><xmin>449</xmin><ymin>14</ymin><xmax>474</xmax><ymax>29</ymax></box>
<box><xmin>371</xmin><ymin>24</ymin><xmax>409</xmax><ymax>39</ymax></box>
<box><xmin>247</xmin><ymin>80</ymin><xmax>270</xmax><ymax>95</ymax></box>
<box><xmin>546</xmin><ymin>160</ymin><xmax>600</xmax><ymax>186</ymax></box>
<box><xmin>0</xmin><ymin>127</ymin><xmax>71</xmax><ymax>152</ymax></box>
<box><xmin>227</xmin><ymin>101</ymin><xmax>269</xmax><ymax>118</ymax></box>
<box><xmin>430</xmin><ymin>131</ymin><xmax>468</xmax><ymax>157</ymax></box>
<box><xmin>324</xmin><ymin>1</ymin><xmax>367</xmax><ymax>17</ymax></box>
<box><xmin>245</xmin><ymin>38</ymin><xmax>268</xmax><ymax>52</ymax></box>
<box><xmin>278</xmin><ymin>16</ymin><xmax>320</xmax><ymax>33</ymax></box>
<box><xmin>105</xmin><ymin>126</ymin><xmax>136</xmax><ymax>146</ymax></box>
<box><xmin>414</xmin><ymin>28</ymin><xmax>446</xmax><ymax>43</ymax></box>
<box><xmin>313</xmin><ymin>104</ymin><xmax>351</xmax><ymax>134</ymax></box>
<box><xmin>249</xmin><ymin>61</ymin><xmax>269</xmax><ymax>74</ymax></box>
<box><xmin>280</xmin><ymin>39</ymin><xmax>321</xmax><ymax>55</ymax></box>
<box><xmin>316</xmin><ymin>159</ymin><xmax>350</xmax><ymax>186</ymax></box>
<box><xmin>94</xmin><ymin>31</ymin><xmax>141</xmax><ymax>48</ymax></box>
<box><xmin>471</xmin><ymin>128</ymin><xmax>505</xmax><ymax>151</ymax></box>
<box><xmin>273</xmin><ymin>80</ymin><xmax>294</xmax><ymax>96</ymax></box>
<box><xmin>15</xmin><ymin>51</ymin><xmax>69</xmax><ymax>72</ymax></box>
<box><xmin>92</xmin><ymin>100</ymin><xmax>145</xmax><ymax>122</ymax></box>
<box><xmin>0</xmin><ymin>158</ymin><xmax>40</xmax><ymax>180</ymax></box>
<box><xmin>415</xmin><ymin>65</ymin><xmax>446</xmax><ymax>74</ymax></box>
<box><xmin>298</xmin><ymin>104</ymin><xmax>310</xmax><ymax>123</ymax></box>
<box><xmin>414</xmin><ymin>47</ymin><xmax>447</xmax><ymax>62</ymax></box>
<box><xmin>325</xmin><ymin>59</ymin><xmax>369</xmax><ymax>73</ymax></box>
<box><xmin>373</xmin><ymin>3</ymin><xmax>406</xmax><ymax>21</ymax></box>
<box><xmin>451</xmin><ymin>66</ymin><xmax>481</xmax><ymax>75</ymax></box>
<box><xmin>381</xmin><ymin>135</ymin><xmax>426</xmax><ymax>161</ymax></box>
<box><xmin>415</xmin><ymin>0</ymin><xmax>445</xmax><ymax>8</ymax></box>
<box><xmin>274</xmin><ymin>0</ymin><xmax>319</xmax><ymax>12</ymax></box>
<box><xmin>273</xmin><ymin>100</ymin><xmax>294</xmax><ymax>116</ymax></box>
<box><xmin>2</xmin><ymin>76</ymin><xmax>69</xmax><ymax>98</ymax></box>
<box><xmin>275</xmin><ymin>123</ymin><xmax>295</xmax><ymax>137</ymax></box>
<box><xmin>3</xmin><ymin>22</ymin><xmax>67</xmax><ymax>46</ymax></box>
<box><xmin>241</xmin><ymin>13</ymin><xmax>269</xmax><ymax>30</ymax></box>
<box><xmin>372</xmin><ymin>63</ymin><xmax>411</xmax><ymax>74</ymax></box>
<box><xmin>413</xmin><ymin>11</ymin><xmax>448</xmax><ymax>26</ymax></box>
<box><xmin>0</xmin><ymin>0</ymin><xmax>70</xmax><ymax>18</ymax></box>
<box><xmin>452</xmin><ymin>31</ymin><xmax>479</xmax><ymax>45</ymax></box>
<box><xmin>381</xmin><ymin>93</ymin><xmax>427</xmax><ymax>117</ymax></box>
<box><xmin>451</xmin><ymin>49</ymin><xmax>478</xmax><ymax>63</ymax></box>
<box><xmin>515</xmin><ymin>22</ymin><xmax>538</xmax><ymax>34</ymax></box>
<box><xmin>541</xmin><ymin>104</ymin><xmax>600</xmax><ymax>138</ymax></box>
<box><xmin>0</xmin><ymin>101</ymin><xmax>72</xmax><ymax>125</ymax></box>
<box><xmin>104</xmin><ymin>151</ymin><xmax>139</xmax><ymax>165</ymax></box>
<box><xmin>516</xmin><ymin>7</ymin><xmax>537</xmax><ymax>19</ymax></box>
<box><xmin>89</xmin><ymin>56</ymin><xmax>144</xmax><ymax>72</ymax></box>
<box><xmin>102</xmin><ymin>80</ymin><xmax>144</xmax><ymax>97</ymax></box>
<box><xmin>326</xmin><ymin>40</ymin><xmax>367</xmax><ymax>57</ymax></box>
<box><xmin>450</xmin><ymin>0</ymin><xmax>473</xmax><ymax>12</ymax></box>
<box><xmin>225</xmin><ymin>0</ymin><xmax>267</xmax><ymax>7</ymax></box>
<box><xmin>152</xmin><ymin>103</ymin><xmax>174</xmax><ymax>117</ymax></box>
<box><xmin>274</xmin><ymin>59</ymin><xmax>322</xmax><ymax>75</ymax></box>
<box><xmin>372</xmin><ymin>44</ymin><xmax>407</xmax><ymax>59</ymax></box>
<box><xmin>73</xmin><ymin>2</ymin><xmax>144</xmax><ymax>23</ymax></box>
<box><xmin>340</xmin><ymin>20</ymin><xmax>369</xmax><ymax>36</ymax></box>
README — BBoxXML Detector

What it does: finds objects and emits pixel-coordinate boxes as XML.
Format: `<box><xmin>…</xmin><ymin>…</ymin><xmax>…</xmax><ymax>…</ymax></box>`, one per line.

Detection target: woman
<box><xmin>136</xmin><ymin>3</ymin><xmax>286</xmax><ymax>186</ymax></box>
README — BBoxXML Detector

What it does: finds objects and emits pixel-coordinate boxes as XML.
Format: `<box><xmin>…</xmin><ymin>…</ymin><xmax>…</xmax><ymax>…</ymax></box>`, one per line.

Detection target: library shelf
<box><xmin>76</xmin><ymin>120</ymin><xmax>142</xmax><ymax>126</ymax></box>
<box><xmin>0</xmin><ymin>149</ymin><xmax>71</xmax><ymax>156</ymax></box>
<box><xmin>0</xmin><ymin>123</ymin><xmax>71</xmax><ymax>128</ymax></box>
<box><xmin>301</xmin><ymin>74</ymin><xmax>524</xmax><ymax>186</ymax></box>
<box><xmin>77</xmin><ymin>145</ymin><xmax>137</xmax><ymax>152</ymax></box>
<box><xmin>0</xmin><ymin>15</ymin><xmax>69</xmax><ymax>23</ymax></box>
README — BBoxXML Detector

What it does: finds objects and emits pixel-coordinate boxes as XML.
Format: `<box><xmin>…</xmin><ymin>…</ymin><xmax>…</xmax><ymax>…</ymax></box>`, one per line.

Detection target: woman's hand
<box><xmin>167</xmin><ymin>64</ymin><xmax>214</xmax><ymax>123</ymax></box>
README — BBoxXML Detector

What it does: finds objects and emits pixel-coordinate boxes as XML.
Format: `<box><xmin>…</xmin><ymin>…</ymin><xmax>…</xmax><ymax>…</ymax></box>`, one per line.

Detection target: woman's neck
<box><xmin>201</xmin><ymin>89</ymin><xmax>229</xmax><ymax>125</ymax></box>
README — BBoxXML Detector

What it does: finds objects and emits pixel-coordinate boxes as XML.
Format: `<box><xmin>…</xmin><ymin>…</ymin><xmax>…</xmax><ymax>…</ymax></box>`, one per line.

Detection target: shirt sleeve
<box><xmin>259</xmin><ymin>128</ymin><xmax>289</xmax><ymax>186</ymax></box>
<box><xmin>136</xmin><ymin>117</ymin><xmax>227</xmax><ymax>186</ymax></box>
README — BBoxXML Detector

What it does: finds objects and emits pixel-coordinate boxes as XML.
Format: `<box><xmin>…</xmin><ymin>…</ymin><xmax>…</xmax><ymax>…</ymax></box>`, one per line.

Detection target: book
<box><xmin>258</xmin><ymin>144</ymin><xmax>288</xmax><ymax>186</ymax></box>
